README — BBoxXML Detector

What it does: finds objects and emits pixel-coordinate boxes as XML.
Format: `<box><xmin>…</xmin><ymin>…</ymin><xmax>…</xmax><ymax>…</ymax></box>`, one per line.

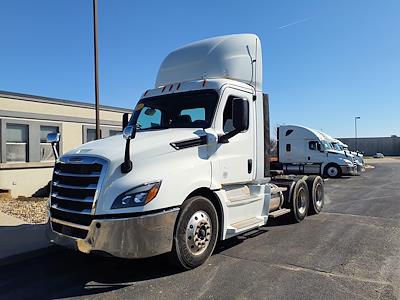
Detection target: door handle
<box><xmin>248</xmin><ymin>159</ymin><xmax>253</xmax><ymax>174</ymax></box>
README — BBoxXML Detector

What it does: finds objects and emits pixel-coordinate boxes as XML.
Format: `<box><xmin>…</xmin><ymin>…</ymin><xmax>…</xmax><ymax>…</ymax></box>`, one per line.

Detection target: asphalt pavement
<box><xmin>1</xmin><ymin>160</ymin><xmax>399</xmax><ymax>300</ymax></box>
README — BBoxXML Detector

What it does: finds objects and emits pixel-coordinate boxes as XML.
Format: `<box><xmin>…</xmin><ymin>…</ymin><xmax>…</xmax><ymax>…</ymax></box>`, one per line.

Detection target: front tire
<box><xmin>171</xmin><ymin>196</ymin><xmax>218</xmax><ymax>270</ymax></box>
<box><xmin>324</xmin><ymin>163</ymin><xmax>341</xmax><ymax>178</ymax></box>
<box><xmin>306</xmin><ymin>176</ymin><xmax>324</xmax><ymax>214</ymax></box>
<box><xmin>289</xmin><ymin>179</ymin><xmax>309</xmax><ymax>222</ymax></box>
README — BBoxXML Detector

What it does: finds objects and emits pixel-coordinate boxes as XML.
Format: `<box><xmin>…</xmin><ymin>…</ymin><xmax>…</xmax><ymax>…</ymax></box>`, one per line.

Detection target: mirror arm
<box><xmin>51</xmin><ymin>142</ymin><xmax>60</xmax><ymax>160</ymax></box>
<box><xmin>218</xmin><ymin>129</ymin><xmax>240</xmax><ymax>143</ymax></box>
<box><xmin>121</xmin><ymin>139</ymin><xmax>133</xmax><ymax>173</ymax></box>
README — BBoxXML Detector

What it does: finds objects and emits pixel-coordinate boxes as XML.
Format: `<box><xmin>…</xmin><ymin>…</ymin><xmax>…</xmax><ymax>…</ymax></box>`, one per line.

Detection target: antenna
<box><xmin>253</xmin><ymin>37</ymin><xmax>258</xmax><ymax>101</ymax></box>
<box><xmin>246</xmin><ymin>41</ymin><xmax>257</xmax><ymax>101</ymax></box>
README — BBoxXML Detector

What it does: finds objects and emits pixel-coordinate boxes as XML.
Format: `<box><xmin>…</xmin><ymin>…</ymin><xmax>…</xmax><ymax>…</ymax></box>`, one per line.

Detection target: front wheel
<box><xmin>170</xmin><ymin>196</ymin><xmax>218</xmax><ymax>270</ymax></box>
<box><xmin>324</xmin><ymin>164</ymin><xmax>341</xmax><ymax>178</ymax></box>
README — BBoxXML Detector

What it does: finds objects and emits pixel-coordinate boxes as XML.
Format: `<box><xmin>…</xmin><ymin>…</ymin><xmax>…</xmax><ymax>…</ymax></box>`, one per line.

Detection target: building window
<box><xmin>6</xmin><ymin>124</ymin><xmax>28</xmax><ymax>162</ymax></box>
<box><xmin>286</xmin><ymin>144</ymin><xmax>291</xmax><ymax>152</ymax></box>
<box><xmin>109</xmin><ymin>130</ymin><xmax>122</xmax><ymax>136</ymax></box>
<box><xmin>86</xmin><ymin>128</ymin><xmax>98</xmax><ymax>142</ymax></box>
<box><xmin>40</xmin><ymin>125</ymin><xmax>59</xmax><ymax>161</ymax></box>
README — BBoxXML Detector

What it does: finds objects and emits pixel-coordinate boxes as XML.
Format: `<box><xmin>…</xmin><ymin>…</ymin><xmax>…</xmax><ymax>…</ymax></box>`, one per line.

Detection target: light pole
<box><xmin>93</xmin><ymin>0</ymin><xmax>100</xmax><ymax>140</ymax></box>
<box><xmin>354</xmin><ymin>116</ymin><xmax>360</xmax><ymax>150</ymax></box>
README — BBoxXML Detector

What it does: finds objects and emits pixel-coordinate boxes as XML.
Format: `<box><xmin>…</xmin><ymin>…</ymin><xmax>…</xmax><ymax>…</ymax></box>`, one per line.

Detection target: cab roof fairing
<box><xmin>155</xmin><ymin>34</ymin><xmax>263</xmax><ymax>91</ymax></box>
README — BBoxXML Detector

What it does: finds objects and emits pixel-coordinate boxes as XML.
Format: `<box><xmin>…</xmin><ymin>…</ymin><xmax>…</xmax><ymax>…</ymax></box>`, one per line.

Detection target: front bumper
<box><xmin>47</xmin><ymin>208</ymin><xmax>180</xmax><ymax>259</ymax></box>
<box><xmin>340</xmin><ymin>165</ymin><xmax>357</xmax><ymax>175</ymax></box>
<box><xmin>356</xmin><ymin>163</ymin><xmax>365</xmax><ymax>172</ymax></box>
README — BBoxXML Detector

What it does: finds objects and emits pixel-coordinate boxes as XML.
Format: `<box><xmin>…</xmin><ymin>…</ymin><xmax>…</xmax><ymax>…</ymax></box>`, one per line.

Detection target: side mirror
<box><xmin>47</xmin><ymin>132</ymin><xmax>61</xmax><ymax>160</ymax></box>
<box><xmin>121</xmin><ymin>125</ymin><xmax>136</xmax><ymax>173</ymax></box>
<box><xmin>232</xmin><ymin>98</ymin><xmax>249</xmax><ymax>132</ymax></box>
<box><xmin>47</xmin><ymin>132</ymin><xmax>60</xmax><ymax>144</ymax></box>
<box><xmin>123</xmin><ymin>125</ymin><xmax>136</xmax><ymax>140</ymax></box>
<box><xmin>122</xmin><ymin>113</ymin><xmax>129</xmax><ymax>130</ymax></box>
<box><xmin>218</xmin><ymin>98</ymin><xmax>249</xmax><ymax>143</ymax></box>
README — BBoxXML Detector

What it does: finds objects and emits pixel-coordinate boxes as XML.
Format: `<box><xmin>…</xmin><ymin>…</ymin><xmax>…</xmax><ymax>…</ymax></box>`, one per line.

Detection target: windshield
<box><xmin>332</xmin><ymin>142</ymin><xmax>343</xmax><ymax>151</ymax></box>
<box><xmin>321</xmin><ymin>140</ymin><xmax>333</xmax><ymax>150</ymax></box>
<box><xmin>129</xmin><ymin>90</ymin><xmax>219</xmax><ymax>131</ymax></box>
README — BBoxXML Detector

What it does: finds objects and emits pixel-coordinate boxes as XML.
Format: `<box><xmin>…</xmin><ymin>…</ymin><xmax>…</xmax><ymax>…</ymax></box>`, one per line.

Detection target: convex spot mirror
<box><xmin>123</xmin><ymin>125</ymin><xmax>136</xmax><ymax>140</ymax></box>
<box><xmin>232</xmin><ymin>98</ymin><xmax>249</xmax><ymax>132</ymax></box>
<box><xmin>144</xmin><ymin>108</ymin><xmax>156</xmax><ymax>116</ymax></box>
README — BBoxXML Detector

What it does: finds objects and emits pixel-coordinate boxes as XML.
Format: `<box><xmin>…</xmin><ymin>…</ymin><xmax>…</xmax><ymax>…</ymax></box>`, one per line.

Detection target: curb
<box><xmin>0</xmin><ymin>245</ymin><xmax>56</xmax><ymax>268</ymax></box>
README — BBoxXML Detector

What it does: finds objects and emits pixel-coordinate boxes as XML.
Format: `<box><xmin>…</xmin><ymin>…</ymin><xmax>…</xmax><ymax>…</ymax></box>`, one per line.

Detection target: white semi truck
<box><xmin>277</xmin><ymin>125</ymin><xmax>357</xmax><ymax>178</ymax></box>
<box><xmin>317</xmin><ymin>132</ymin><xmax>365</xmax><ymax>172</ymax></box>
<box><xmin>332</xmin><ymin>139</ymin><xmax>365</xmax><ymax>172</ymax></box>
<box><xmin>46</xmin><ymin>34</ymin><xmax>324</xmax><ymax>269</ymax></box>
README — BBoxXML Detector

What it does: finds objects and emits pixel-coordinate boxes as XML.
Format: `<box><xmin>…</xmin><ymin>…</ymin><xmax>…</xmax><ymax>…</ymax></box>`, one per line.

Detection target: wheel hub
<box><xmin>328</xmin><ymin>167</ymin><xmax>338</xmax><ymax>177</ymax></box>
<box><xmin>297</xmin><ymin>188</ymin><xmax>307</xmax><ymax>215</ymax></box>
<box><xmin>185</xmin><ymin>211</ymin><xmax>212</xmax><ymax>256</ymax></box>
<box><xmin>315</xmin><ymin>183</ymin><xmax>323</xmax><ymax>207</ymax></box>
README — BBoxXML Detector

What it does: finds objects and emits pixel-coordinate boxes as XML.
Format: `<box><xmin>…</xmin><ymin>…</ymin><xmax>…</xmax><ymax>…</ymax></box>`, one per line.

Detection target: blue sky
<box><xmin>0</xmin><ymin>0</ymin><xmax>399</xmax><ymax>138</ymax></box>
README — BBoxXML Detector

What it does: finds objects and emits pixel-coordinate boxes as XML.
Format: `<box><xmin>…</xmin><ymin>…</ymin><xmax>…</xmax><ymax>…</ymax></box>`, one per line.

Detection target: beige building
<box><xmin>0</xmin><ymin>91</ymin><xmax>130</xmax><ymax>197</ymax></box>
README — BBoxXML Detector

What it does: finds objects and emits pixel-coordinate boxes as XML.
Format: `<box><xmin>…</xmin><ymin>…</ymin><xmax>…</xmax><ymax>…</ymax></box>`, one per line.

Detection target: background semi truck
<box><xmin>277</xmin><ymin>125</ymin><xmax>357</xmax><ymax>178</ymax></box>
<box><xmin>317</xmin><ymin>132</ymin><xmax>365</xmax><ymax>172</ymax></box>
<box><xmin>46</xmin><ymin>34</ymin><xmax>324</xmax><ymax>269</ymax></box>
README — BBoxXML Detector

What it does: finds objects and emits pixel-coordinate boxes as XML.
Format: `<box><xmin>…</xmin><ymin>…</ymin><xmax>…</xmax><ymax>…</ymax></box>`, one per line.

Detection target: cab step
<box><xmin>269</xmin><ymin>208</ymin><xmax>291</xmax><ymax>219</ymax></box>
<box><xmin>226</xmin><ymin>217</ymin><xmax>265</xmax><ymax>236</ymax></box>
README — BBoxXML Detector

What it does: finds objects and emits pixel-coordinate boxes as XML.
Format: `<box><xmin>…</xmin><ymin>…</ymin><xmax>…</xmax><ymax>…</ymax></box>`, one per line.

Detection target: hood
<box><xmin>64</xmin><ymin>128</ymin><xmax>206</xmax><ymax>162</ymax></box>
<box><xmin>327</xmin><ymin>149</ymin><xmax>344</xmax><ymax>155</ymax></box>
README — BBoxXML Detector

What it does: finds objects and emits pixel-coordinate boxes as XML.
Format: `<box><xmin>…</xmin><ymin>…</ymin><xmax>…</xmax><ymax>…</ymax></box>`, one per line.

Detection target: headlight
<box><xmin>111</xmin><ymin>181</ymin><xmax>161</xmax><ymax>209</ymax></box>
<box><xmin>342</xmin><ymin>159</ymin><xmax>353</xmax><ymax>166</ymax></box>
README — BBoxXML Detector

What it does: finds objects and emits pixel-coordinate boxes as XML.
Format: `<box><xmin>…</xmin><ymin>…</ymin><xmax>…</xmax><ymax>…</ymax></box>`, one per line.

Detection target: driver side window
<box><xmin>223</xmin><ymin>97</ymin><xmax>234</xmax><ymax>133</ymax></box>
<box><xmin>309</xmin><ymin>141</ymin><xmax>317</xmax><ymax>151</ymax></box>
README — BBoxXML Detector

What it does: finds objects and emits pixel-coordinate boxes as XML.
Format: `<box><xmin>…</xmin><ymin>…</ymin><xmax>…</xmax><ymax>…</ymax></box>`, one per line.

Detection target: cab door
<box><xmin>213</xmin><ymin>87</ymin><xmax>255</xmax><ymax>184</ymax></box>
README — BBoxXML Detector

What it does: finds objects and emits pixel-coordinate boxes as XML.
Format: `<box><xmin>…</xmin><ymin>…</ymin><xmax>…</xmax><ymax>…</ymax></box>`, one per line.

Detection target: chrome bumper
<box><xmin>47</xmin><ymin>208</ymin><xmax>180</xmax><ymax>259</ymax></box>
<box><xmin>356</xmin><ymin>164</ymin><xmax>365</xmax><ymax>172</ymax></box>
<box><xmin>340</xmin><ymin>165</ymin><xmax>357</xmax><ymax>175</ymax></box>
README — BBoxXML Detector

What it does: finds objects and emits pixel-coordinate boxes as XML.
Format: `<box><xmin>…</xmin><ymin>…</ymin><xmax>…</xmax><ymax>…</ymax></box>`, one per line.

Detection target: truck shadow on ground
<box><xmin>1</xmin><ymin>217</ymin><xmax>296</xmax><ymax>300</ymax></box>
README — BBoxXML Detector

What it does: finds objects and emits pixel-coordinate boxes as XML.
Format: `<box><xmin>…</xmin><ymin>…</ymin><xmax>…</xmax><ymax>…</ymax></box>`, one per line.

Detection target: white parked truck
<box><xmin>317</xmin><ymin>132</ymin><xmax>365</xmax><ymax>172</ymax></box>
<box><xmin>277</xmin><ymin>125</ymin><xmax>357</xmax><ymax>178</ymax></box>
<box><xmin>46</xmin><ymin>34</ymin><xmax>324</xmax><ymax>269</ymax></box>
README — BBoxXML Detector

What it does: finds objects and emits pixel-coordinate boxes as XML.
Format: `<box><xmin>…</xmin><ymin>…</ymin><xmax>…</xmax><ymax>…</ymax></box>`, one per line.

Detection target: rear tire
<box><xmin>170</xmin><ymin>196</ymin><xmax>218</xmax><ymax>270</ymax></box>
<box><xmin>289</xmin><ymin>179</ymin><xmax>309</xmax><ymax>222</ymax></box>
<box><xmin>306</xmin><ymin>176</ymin><xmax>324</xmax><ymax>214</ymax></box>
<box><xmin>324</xmin><ymin>163</ymin><xmax>341</xmax><ymax>178</ymax></box>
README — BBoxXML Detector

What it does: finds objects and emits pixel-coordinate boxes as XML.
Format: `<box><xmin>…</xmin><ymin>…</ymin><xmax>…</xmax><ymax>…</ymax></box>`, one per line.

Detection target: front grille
<box><xmin>49</xmin><ymin>156</ymin><xmax>107</xmax><ymax>237</ymax></box>
<box><xmin>52</xmin><ymin>222</ymin><xmax>88</xmax><ymax>239</ymax></box>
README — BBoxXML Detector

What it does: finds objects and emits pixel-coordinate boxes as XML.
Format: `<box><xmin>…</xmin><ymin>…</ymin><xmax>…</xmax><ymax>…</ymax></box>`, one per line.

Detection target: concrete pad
<box><xmin>0</xmin><ymin>212</ymin><xmax>50</xmax><ymax>262</ymax></box>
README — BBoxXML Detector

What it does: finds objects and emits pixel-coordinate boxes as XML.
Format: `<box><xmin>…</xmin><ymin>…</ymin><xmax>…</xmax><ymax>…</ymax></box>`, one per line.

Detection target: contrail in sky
<box><xmin>277</xmin><ymin>18</ymin><xmax>310</xmax><ymax>29</ymax></box>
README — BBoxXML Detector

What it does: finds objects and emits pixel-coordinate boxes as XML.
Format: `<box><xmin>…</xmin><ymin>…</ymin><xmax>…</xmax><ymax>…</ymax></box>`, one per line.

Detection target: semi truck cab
<box><xmin>277</xmin><ymin>125</ymin><xmax>357</xmax><ymax>178</ymax></box>
<box><xmin>46</xmin><ymin>34</ymin><xmax>324</xmax><ymax>269</ymax></box>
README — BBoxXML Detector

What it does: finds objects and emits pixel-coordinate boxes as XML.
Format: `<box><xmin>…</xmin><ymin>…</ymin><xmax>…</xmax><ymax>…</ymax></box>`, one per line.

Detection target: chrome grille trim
<box><xmin>54</xmin><ymin>169</ymin><xmax>101</xmax><ymax>177</ymax></box>
<box><xmin>51</xmin><ymin>193</ymin><xmax>94</xmax><ymax>203</ymax></box>
<box><xmin>50</xmin><ymin>155</ymin><xmax>108</xmax><ymax>218</ymax></box>
<box><xmin>53</xmin><ymin>182</ymin><xmax>97</xmax><ymax>190</ymax></box>
<box><xmin>50</xmin><ymin>204</ymin><xmax>92</xmax><ymax>215</ymax></box>
<box><xmin>50</xmin><ymin>217</ymin><xmax>89</xmax><ymax>231</ymax></box>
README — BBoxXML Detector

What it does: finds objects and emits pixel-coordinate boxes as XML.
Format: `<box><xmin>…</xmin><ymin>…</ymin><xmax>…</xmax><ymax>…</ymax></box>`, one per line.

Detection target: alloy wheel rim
<box><xmin>297</xmin><ymin>187</ymin><xmax>307</xmax><ymax>215</ymax></box>
<box><xmin>315</xmin><ymin>183</ymin><xmax>323</xmax><ymax>208</ymax></box>
<box><xmin>328</xmin><ymin>167</ymin><xmax>338</xmax><ymax>177</ymax></box>
<box><xmin>185</xmin><ymin>210</ymin><xmax>212</xmax><ymax>256</ymax></box>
